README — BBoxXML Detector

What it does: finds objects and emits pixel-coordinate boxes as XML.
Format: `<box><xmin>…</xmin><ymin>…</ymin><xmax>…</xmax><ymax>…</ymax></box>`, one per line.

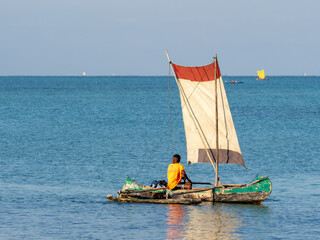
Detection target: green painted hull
<box><xmin>116</xmin><ymin>176</ymin><xmax>272</xmax><ymax>204</ymax></box>
<box><xmin>213</xmin><ymin>177</ymin><xmax>272</xmax><ymax>203</ymax></box>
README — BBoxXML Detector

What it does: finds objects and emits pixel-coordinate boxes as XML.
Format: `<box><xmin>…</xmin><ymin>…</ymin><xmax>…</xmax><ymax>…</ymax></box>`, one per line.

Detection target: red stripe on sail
<box><xmin>172</xmin><ymin>62</ymin><xmax>221</xmax><ymax>82</ymax></box>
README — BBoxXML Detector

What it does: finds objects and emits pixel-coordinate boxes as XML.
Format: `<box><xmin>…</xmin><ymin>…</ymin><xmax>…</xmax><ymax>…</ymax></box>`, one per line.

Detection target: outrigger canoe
<box><xmin>107</xmin><ymin>176</ymin><xmax>272</xmax><ymax>204</ymax></box>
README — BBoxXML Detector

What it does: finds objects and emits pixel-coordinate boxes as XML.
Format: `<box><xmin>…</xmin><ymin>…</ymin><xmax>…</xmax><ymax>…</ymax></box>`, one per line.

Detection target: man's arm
<box><xmin>181</xmin><ymin>170</ymin><xmax>191</xmax><ymax>182</ymax></box>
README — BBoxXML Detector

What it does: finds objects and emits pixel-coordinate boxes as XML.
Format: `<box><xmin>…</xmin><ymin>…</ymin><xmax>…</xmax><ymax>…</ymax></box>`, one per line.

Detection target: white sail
<box><xmin>171</xmin><ymin>62</ymin><xmax>245</xmax><ymax>167</ymax></box>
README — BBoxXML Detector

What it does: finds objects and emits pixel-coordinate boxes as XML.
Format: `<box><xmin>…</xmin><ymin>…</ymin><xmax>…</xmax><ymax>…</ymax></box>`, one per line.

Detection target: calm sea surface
<box><xmin>0</xmin><ymin>76</ymin><xmax>319</xmax><ymax>239</ymax></box>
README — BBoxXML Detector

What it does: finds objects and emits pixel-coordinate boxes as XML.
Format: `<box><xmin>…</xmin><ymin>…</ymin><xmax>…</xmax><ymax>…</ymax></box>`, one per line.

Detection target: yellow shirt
<box><xmin>167</xmin><ymin>163</ymin><xmax>185</xmax><ymax>190</ymax></box>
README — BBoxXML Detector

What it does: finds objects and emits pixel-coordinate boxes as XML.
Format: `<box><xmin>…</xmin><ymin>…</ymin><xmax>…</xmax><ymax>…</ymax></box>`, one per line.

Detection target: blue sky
<box><xmin>0</xmin><ymin>0</ymin><xmax>319</xmax><ymax>76</ymax></box>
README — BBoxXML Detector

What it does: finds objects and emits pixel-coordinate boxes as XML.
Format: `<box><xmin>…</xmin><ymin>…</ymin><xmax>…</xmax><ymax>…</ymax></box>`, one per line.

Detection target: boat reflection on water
<box><xmin>166</xmin><ymin>204</ymin><xmax>186</xmax><ymax>239</ymax></box>
<box><xmin>166</xmin><ymin>203</ymin><xmax>269</xmax><ymax>240</ymax></box>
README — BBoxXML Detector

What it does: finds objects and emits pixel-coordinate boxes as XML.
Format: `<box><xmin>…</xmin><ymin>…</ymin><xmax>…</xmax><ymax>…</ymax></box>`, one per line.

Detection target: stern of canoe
<box><xmin>119</xmin><ymin>176</ymin><xmax>166</xmax><ymax>199</ymax></box>
<box><xmin>122</xmin><ymin>176</ymin><xmax>145</xmax><ymax>191</ymax></box>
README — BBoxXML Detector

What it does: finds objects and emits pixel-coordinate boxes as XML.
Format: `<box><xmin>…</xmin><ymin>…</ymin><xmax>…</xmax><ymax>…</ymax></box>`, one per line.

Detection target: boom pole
<box><xmin>215</xmin><ymin>54</ymin><xmax>220</xmax><ymax>187</ymax></box>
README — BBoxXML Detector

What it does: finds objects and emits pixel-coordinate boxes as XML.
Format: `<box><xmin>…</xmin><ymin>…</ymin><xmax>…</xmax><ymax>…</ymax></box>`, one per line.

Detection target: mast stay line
<box><xmin>133</xmin><ymin>52</ymin><xmax>213</xmax><ymax>180</ymax></box>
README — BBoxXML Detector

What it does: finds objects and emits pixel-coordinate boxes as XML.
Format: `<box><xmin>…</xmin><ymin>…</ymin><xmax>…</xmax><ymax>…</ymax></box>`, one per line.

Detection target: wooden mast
<box><xmin>215</xmin><ymin>54</ymin><xmax>220</xmax><ymax>187</ymax></box>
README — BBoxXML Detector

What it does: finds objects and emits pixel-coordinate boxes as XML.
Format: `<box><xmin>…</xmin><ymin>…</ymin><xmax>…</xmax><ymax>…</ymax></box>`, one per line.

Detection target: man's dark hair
<box><xmin>173</xmin><ymin>154</ymin><xmax>181</xmax><ymax>162</ymax></box>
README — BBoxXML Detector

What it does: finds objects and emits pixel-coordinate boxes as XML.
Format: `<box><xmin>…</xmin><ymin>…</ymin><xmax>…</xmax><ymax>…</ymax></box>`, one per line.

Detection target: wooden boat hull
<box><xmin>214</xmin><ymin>191</ymin><xmax>270</xmax><ymax>203</ymax></box>
<box><xmin>114</xmin><ymin>176</ymin><xmax>272</xmax><ymax>204</ymax></box>
<box><xmin>213</xmin><ymin>177</ymin><xmax>272</xmax><ymax>203</ymax></box>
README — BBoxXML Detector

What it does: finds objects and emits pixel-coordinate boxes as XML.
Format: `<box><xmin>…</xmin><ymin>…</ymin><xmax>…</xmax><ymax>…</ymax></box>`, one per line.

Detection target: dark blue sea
<box><xmin>0</xmin><ymin>76</ymin><xmax>319</xmax><ymax>239</ymax></box>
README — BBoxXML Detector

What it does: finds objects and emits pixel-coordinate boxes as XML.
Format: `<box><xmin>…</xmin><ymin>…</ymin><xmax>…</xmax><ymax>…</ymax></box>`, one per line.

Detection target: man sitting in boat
<box><xmin>167</xmin><ymin>154</ymin><xmax>192</xmax><ymax>190</ymax></box>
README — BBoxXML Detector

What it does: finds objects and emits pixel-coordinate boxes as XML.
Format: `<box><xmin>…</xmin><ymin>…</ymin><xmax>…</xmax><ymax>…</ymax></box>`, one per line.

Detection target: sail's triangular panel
<box><xmin>172</xmin><ymin>62</ymin><xmax>245</xmax><ymax>167</ymax></box>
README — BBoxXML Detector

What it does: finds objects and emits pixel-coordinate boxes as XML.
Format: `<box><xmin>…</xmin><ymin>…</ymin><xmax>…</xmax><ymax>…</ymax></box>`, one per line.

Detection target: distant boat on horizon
<box><xmin>256</xmin><ymin>69</ymin><xmax>268</xmax><ymax>80</ymax></box>
<box><xmin>225</xmin><ymin>79</ymin><xmax>244</xmax><ymax>84</ymax></box>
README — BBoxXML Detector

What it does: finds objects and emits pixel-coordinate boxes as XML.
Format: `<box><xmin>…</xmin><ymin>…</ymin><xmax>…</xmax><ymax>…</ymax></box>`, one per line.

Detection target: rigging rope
<box><xmin>133</xmin><ymin>58</ymin><xmax>215</xmax><ymax>180</ymax></box>
<box><xmin>133</xmin><ymin>76</ymin><xmax>202</xmax><ymax>180</ymax></box>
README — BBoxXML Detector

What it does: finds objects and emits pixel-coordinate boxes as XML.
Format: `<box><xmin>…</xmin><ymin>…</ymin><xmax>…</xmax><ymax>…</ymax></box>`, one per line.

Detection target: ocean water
<box><xmin>0</xmin><ymin>76</ymin><xmax>319</xmax><ymax>239</ymax></box>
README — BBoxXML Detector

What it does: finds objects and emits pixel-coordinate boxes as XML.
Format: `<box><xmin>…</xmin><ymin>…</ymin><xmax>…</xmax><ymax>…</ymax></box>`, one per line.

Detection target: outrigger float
<box><xmin>107</xmin><ymin>50</ymin><xmax>272</xmax><ymax>205</ymax></box>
